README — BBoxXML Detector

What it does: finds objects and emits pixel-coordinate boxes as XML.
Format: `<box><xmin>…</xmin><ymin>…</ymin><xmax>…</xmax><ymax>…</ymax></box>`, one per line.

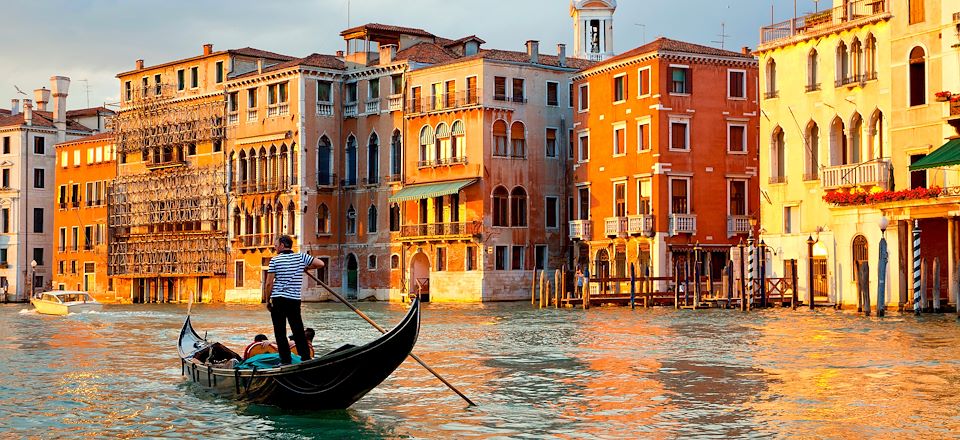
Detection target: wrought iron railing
<box><xmin>399</xmin><ymin>221</ymin><xmax>480</xmax><ymax>240</ymax></box>
<box><xmin>760</xmin><ymin>0</ymin><xmax>890</xmax><ymax>46</ymax></box>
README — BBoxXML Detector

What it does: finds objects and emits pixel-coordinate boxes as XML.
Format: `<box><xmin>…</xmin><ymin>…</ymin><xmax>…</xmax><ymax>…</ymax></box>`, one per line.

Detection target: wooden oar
<box><xmin>305</xmin><ymin>272</ymin><xmax>476</xmax><ymax>406</ymax></box>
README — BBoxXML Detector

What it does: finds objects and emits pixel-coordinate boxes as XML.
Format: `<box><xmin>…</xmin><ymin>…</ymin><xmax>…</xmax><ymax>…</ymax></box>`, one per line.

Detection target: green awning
<box><xmin>910</xmin><ymin>138</ymin><xmax>960</xmax><ymax>171</ymax></box>
<box><xmin>388</xmin><ymin>178</ymin><xmax>476</xmax><ymax>203</ymax></box>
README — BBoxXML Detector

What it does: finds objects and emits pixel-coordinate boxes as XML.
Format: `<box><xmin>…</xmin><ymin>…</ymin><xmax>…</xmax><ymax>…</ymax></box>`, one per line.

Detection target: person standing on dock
<box><xmin>263</xmin><ymin>234</ymin><xmax>325</xmax><ymax>364</ymax></box>
<box><xmin>575</xmin><ymin>267</ymin><xmax>584</xmax><ymax>298</ymax></box>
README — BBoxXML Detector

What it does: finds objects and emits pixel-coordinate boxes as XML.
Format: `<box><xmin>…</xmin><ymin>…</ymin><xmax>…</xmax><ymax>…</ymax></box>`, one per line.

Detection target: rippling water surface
<box><xmin>2</xmin><ymin>302</ymin><xmax>960</xmax><ymax>439</ymax></box>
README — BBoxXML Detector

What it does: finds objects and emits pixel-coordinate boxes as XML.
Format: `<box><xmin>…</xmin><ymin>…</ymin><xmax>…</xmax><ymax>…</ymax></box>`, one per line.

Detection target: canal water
<box><xmin>2</xmin><ymin>302</ymin><xmax>960</xmax><ymax>439</ymax></box>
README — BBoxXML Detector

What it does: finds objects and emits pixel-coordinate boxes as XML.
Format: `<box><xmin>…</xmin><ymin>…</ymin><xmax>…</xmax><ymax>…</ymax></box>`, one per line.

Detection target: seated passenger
<box><xmin>290</xmin><ymin>327</ymin><xmax>315</xmax><ymax>359</ymax></box>
<box><xmin>242</xmin><ymin>334</ymin><xmax>277</xmax><ymax>360</ymax></box>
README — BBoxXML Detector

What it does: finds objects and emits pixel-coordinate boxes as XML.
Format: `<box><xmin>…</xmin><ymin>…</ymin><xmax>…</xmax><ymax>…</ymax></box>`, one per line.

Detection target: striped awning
<box><xmin>236</xmin><ymin>131</ymin><xmax>291</xmax><ymax>146</ymax></box>
<box><xmin>388</xmin><ymin>178</ymin><xmax>477</xmax><ymax>203</ymax></box>
<box><xmin>451</xmin><ymin>120</ymin><xmax>465</xmax><ymax>136</ymax></box>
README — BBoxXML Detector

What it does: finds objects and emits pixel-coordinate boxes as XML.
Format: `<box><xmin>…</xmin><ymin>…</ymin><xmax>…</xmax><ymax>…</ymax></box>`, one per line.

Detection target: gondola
<box><xmin>178</xmin><ymin>297</ymin><xmax>420</xmax><ymax>410</ymax></box>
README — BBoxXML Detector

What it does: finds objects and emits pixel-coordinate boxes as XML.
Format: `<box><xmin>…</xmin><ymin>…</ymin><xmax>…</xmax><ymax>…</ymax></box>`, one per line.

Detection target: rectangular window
<box><xmin>58</xmin><ymin>260</ymin><xmax>64</xmax><ymax>275</ymax></box>
<box><xmin>59</xmin><ymin>228</ymin><xmax>66</xmax><ymax>252</ymax></box>
<box><xmin>494</xmin><ymin>76</ymin><xmax>507</xmax><ymax>100</ymax></box>
<box><xmin>670</xmin><ymin>120</ymin><xmax>689</xmax><ymax>151</ymax></box>
<box><xmin>578</xmin><ymin>133</ymin><xmax>590</xmax><ymax>162</ymax></box>
<box><xmin>73</xmin><ymin>150</ymin><xmax>80</xmax><ymax>166</ymax></box>
<box><xmin>33</xmin><ymin>208</ymin><xmax>43</xmax><ymax>233</ymax></box>
<box><xmin>2</xmin><ymin>169</ymin><xmax>9</xmax><ymax>188</ymax></box>
<box><xmin>177</xmin><ymin>69</ymin><xmax>185</xmax><ymax>91</ymax></box>
<box><xmin>545</xmin><ymin>128</ymin><xmax>557</xmax><ymax>158</ymax></box>
<box><xmin>535</xmin><ymin>245</ymin><xmax>548</xmax><ymax>270</ymax></box>
<box><xmin>154</xmin><ymin>74</ymin><xmax>162</xmax><ymax>96</ymax></box>
<box><xmin>546</xmin><ymin>81</ymin><xmax>559</xmax><ymax>106</ymax></box>
<box><xmin>345</xmin><ymin>82</ymin><xmax>357</xmax><ymax>103</ymax></box>
<box><xmin>466</xmin><ymin>76</ymin><xmax>478</xmax><ymax>104</ymax></box>
<box><xmin>466</xmin><ymin>246</ymin><xmax>477</xmax><ymax>271</ymax></box>
<box><xmin>84</xmin><ymin>225</ymin><xmax>93</xmax><ymax>250</ymax></box>
<box><xmin>228</xmin><ymin>92</ymin><xmax>239</xmax><ymax>112</ymax></box>
<box><xmin>124</xmin><ymin>81</ymin><xmax>132</xmax><ymax>101</ymax></box>
<box><xmin>0</xmin><ymin>250</ymin><xmax>6</xmax><ymax>263</ymax></box>
<box><xmin>443</xmin><ymin>80</ymin><xmax>454</xmax><ymax>107</ymax></box>
<box><xmin>613</xmin><ymin>125</ymin><xmax>626</xmax><ymax>155</ymax></box>
<box><xmin>190</xmin><ymin>66</ymin><xmax>199</xmax><ymax>88</ymax></box>
<box><xmin>410</xmin><ymin>86</ymin><xmax>421</xmax><ymax>112</ymax></box>
<box><xmin>317</xmin><ymin>257</ymin><xmax>330</xmax><ymax>284</ymax></box>
<box><xmin>670</xmin><ymin>67</ymin><xmax>690</xmax><ymax>94</ymax></box>
<box><xmin>278</xmin><ymin>82</ymin><xmax>288</xmax><ymax>103</ymax></box>
<box><xmin>613</xmin><ymin>74</ymin><xmax>627</xmax><ymax>102</ymax></box>
<box><xmin>613</xmin><ymin>181</ymin><xmax>627</xmax><ymax>217</ymax></box>
<box><xmin>436</xmin><ymin>247</ymin><xmax>446</xmax><ymax>271</ymax></box>
<box><xmin>545</xmin><ymin>196</ymin><xmax>559</xmax><ymax>229</ymax></box>
<box><xmin>33</xmin><ymin>248</ymin><xmax>43</xmax><ymax>266</ymax></box>
<box><xmin>728</xmin><ymin>70</ymin><xmax>746</xmax><ymax>98</ymax></box>
<box><xmin>784</xmin><ymin>206</ymin><xmax>799</xmax><ymax>233</ymax></box>
<box><xmin>267</xmin><ymin>84</ymin><xmax>277</xmax><ymax>105</ymax></box>
<box><xmin>638</xmin><ymin>67</ymin><xmax>651</xmax><ymax>97</ymax></box>
<box><xmin>71</xmin><ymin>227</ymin><xmax>78</xmax><ymax>251</ymax></box>
<box><xmin>34</xmin><ymin>137</ymin><xmax>44</xmax><ymax>155</ymax></box>
<box><xmin>1</xmin><ymin>208</ymin><xmax>9</xmax><ymax>233</ymax></box>
<box><xmin>33</xmin><ymin>168</ymin><xmax>44</xmax><ymax>188</ymax></box>
<box><xmin>511</xmin><ymin>246</ymin><xmax>524</xmax><ymax>270</ymax></box>
<box><xmin>317</xmin><ymin>80</ymin><xmax>332</xmax><ymax>103</ymax></box>
<box><xmin>2</xmin><ymin>137</ymin><xmax>9</xmax><ymax>154</ymax></box>
<box><xmin>215</xmin><ymin>61</ymin><xmax>224</xmax><ymax>83</ymax></box>
<box><xmin>728</xmin><ymin>124</ymin><xmax>746</xmax><ymax>153</ymax></box>
<box><xmin>578</xmin><ymin>84</ymin><xmax>589</xmax><ymax>111</ymax></box>
<box><xmin>392</xmin><ymin>74</ymin><xmax>403</xmax><ymax>94</ymax></box>
<box><xmin>578</xmin><ymin>186</ymin><xmax>590</xmax><ymax>220</ymax></box>
<box><xmin>141</xmin><ymin>77</ymin><xmax>148</xmax><ymax>97</ymax></box>
<box><xmin>512</xmin><ymin>78</ymin><xmax>525</xmax><ymax>102</ymax></box>
<box><xmin>495</xmin><ymin>246</ymin><xmax>508</xmax><ymax>270</ymax></box>
<box><xmin>910</xmin><ymin>154</ymin><xmax>928</xmax><ymax>188</ymax></box>
<box><xmin>730</xmin><ymin>180</ymin><xmax>747</xmax><ymax>216</ymax></box>
<box><xmin>637</xmin><ymin>121</ymin><xmax>650</xmax><ymax>151</ymax></box>
<box><xmin>569</xmin><ymin>83</ymin><xmax>575</xmax><ymax>107</ymax></box>
<box><xmin>909</xmin><ymin>0</ymin><xmax>925</xmax><ymax>24</ymax></box>
<box><xmin>671</xmin><ymin>178</ymin><xmax>689</xmax><ymax>214</ymax></box>
<box><xmin>247</xmin><ymin>88</ymin><xmax>257</xmax><ymax>108</ymax></box>
<box><xmin>637</xmin><ymin>179</ymin><xmax>651</xmax><ymax>215</ymax></box>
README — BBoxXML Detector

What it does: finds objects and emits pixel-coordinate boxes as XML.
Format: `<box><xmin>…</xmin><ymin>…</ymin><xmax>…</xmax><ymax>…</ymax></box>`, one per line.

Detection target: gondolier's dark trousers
<box><xmin>270</xmin><ymin>296</ymin><xmax>311</xmax><ymax>363</ymax></box>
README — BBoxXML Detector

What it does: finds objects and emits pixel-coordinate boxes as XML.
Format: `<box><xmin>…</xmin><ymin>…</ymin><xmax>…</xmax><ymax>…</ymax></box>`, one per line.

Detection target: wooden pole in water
<box><xmin>531</xmin><ymin>269</ymin><xmax>538</xmax><ymax>306</ymax></box>
<box><xmin>791</xmin><ymin>261</ymin><xmax>799</xmax><ymax>310</ymax></box>
<box><xmin>739</xmin><ymin>241</ymin><xmax>747</xmax><ymax>311</ymax></box>
<box><xmin>955</xmin><ymin>264</ymin><xmax>960</xmax><ymax>320</ymax></box>
<box><xmin>539</xmin><ymin>270</ymin><xmax>546</xmax><ymax>308</ymax></box>
<box><xmin>920</xmin><ymin>258</ymin><xmax>928</xmax><ymax>314</ymax></box>
<box><xmin>861</xmin><ymin>261</ymin><xmax>871</xmax><ymax>316</ymax></box>
<box><xmin>583</xmin><ymin>275</ymin><xmax>590</xmax><ymax>310</ymax></box>
<box><xmin>561</xmin><ymin>268</ymin><xmax>567</xmax><ymax>304</ymax></box>
<box><xmin>857</xmin><ymin>261</ymin><xmax>864</xmax><ymax>313</ymax></box>
<box><xmin>933</xmin><ymin>257</ymin><xmax>942</xmax><ymax>313</ymax></box>
<box><xmin>877</xmin><ymin>227</ymin><xmax>888</xmax><ymax>317</ymax></box>
<box><xmin>674</xmin><ymin>261</ymin><xmax>680</xmax><ymax>309</ymax></box>
<box><xmin>725</xmin><ymin>263</ymin><xmax>733</xmax><ymax>309</ymax></box>
<box><xmin>555</xmin><ymin>269</ymin><xmax>561</xmax><ymax>308</ymax></box>
<box><xmin>629</xmin><ymin>263</ymin><xmax>636</xmax><ymax>309</ymax></box>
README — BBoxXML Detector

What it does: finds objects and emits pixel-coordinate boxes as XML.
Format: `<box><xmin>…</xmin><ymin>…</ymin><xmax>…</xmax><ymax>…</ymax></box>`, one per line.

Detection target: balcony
<box><xmin>604</xmin><ymin>216</ymin><xmax>628</xmax><ymax>237</ymax></box>
<box><xmin>727</xmin><ymin>215</ymin><xmax>752</xmax><ymax>237</ymax></box>
<box><xmin>234</xmin><ymin>178</ymin><xmax>290</xmax><ymax>195</ymax></box>
<box><xmin>344</xmin><ymin>103</ymin><xmax>358</xmax><ymax>118</ymax></box>
<box><xmin>236</xmin><ymin>233</ymin><xmax>275</xmax><ymax>249</ymax></box>
<box><xmin>669</xmin><ymin>214</ymin><xmax>697</xmax><ymax>235</ymax></box>
<box><xmin>316</xmin><ymin>173</ymin><xmax>337</xmax><ymax>190</ymax></box>
<box><xmin>760</xmin><ymin>0</ymin><xmax>890</xmax><ymax>48</ymax></box>
<box><xmin>822</xmin><ymin>159</ymin><xmax>891</xmax><ymax>189</ymax></box>
<box><xmin>399</xmin><ymin>221</ymin><xmax>479</xmax><ymax>242</ymax></box>
<box><xmin>278</xmin><ymin>103</ymin><xmax>289</xmax><ymax>115</ymax></box>
<box><xmin>388</xmin><ymin>94</ymin><xmax>403</xmax><ymax>112</ymax></box>
<box><xmin>386</xmin><ymin>173</ymin><xmax>402</xmax><ymax>183</ymax></box>
<box><xmin>317</xmin><ymin>103</ymin><xmax>333</xmax><ymax>117</ymax></box>
<box><xmin>627</xmin><ymin>214</ymin><xmax>654</xmax><ymax>236</ymax></box>
<box><xmin>569</xmin><ymin>219</ymin><xmax>592</xmax><ymax>240</ymax></box>
<box><xmin>365</xmin><ymin>99</ymin><xmax>380</xmax><ymax>114</ymax></box>
<box><xmin>227</xmin><ymin>112</ymin><xmax>239</xmax><ymax>124</ymax></box>
<box><xmin>406</xmin><ymin>89</ymin><xmax>482</xmax><ymax>115</ymax></box>
<box><xmin>246</xmin><ymin>109</ymin><xmax>258</xmax><ymax>122</ymax></box>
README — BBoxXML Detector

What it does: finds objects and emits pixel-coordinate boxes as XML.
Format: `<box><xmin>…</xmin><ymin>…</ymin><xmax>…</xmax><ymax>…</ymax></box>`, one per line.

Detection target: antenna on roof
<box><xmin>712</xmin><ymin>22</ymin><xmax>730</xmax><ymax>49</ymax></box>
<box><xmin>634</xmin><ymin>23</ymin><xmax>646</xmax><ymax>44</ymax></box>
<box><xmin>347</xmin><ymin>0</ymin><xmax>351</xmax><ymax>28</ymax></box>
<box><xmin>79</xmin><ymin>79</ymin><xmax>91</xmax><ymax>108</ymax></box>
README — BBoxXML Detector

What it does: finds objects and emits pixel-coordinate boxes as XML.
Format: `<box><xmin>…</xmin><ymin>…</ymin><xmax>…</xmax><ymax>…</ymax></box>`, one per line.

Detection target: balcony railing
<box><xmin>316</xmin><ymin>173</ymin><xmax>337</xmax><ymax>189</ymax></box>
<box><xmin>246</xmin><ymin>109</ymin><xmax>258</xmax><ymax>122</ymax></box>
<box><xmin>569</xmin><ymin>219</ymin><xmax>592</xmax><ymax>240</ymax></box>
<box><xmin>760</xmin><ymin>0</ymin><xmax>890</xmax><ymax>47</ymax></box>
<box><xmin>344</xmin><ymin>103</ymin><xmax>358</xmax><ymax>118</ymax></box>
<box><xmin>227</xmin><ymin>112</ymin><xmax>239</xmax><ymax>124</ymax></box>
<box><xmin>604</xmin><ymin>216</ymin><xmax>628</xmax><ymax>237</ymax></box>
<box><xmin>399</xmin><ymin>221</ymin><xmax>479</xmax><ymax>241</ymax></box>
<box><xmin>267</xmin><ymin>105</ymin><xmax>278</xmax><ymax>117</ymax></box>
<box><xmin>278</xmin><ymin>103</ymin><xmax>289</xmax><ymax>115</ymax></box>
<box><xmin>317</xmin><ymin>103</ymin><xmax>334</xmax><ymax>117</ymax></box>
<box><xmin>388</xmin><ymin>94</ymin><xmax>403</xmax><ymax>111</ymax></box>
<box><xmin>406</xmin><ymin>89</ymin><xmax>482</xmax><ymax>114</ymax></box>
<box><xmin>769</xmin><ymin>176</ymin><xmax>786</xmax><ymax>184</ymax></box>
<box><xmin>236</xmin><ymin>233</ymin><xmax>276</xmax><ymax>249</ymax></box>
<box><xmin>669</xmin><ymin>214</ymin><xmax>697</xmax><ymax>235</ymax></box>
<box><xmin>365</xmin><ymin>99</ymin><xmax>380</xmax><ymax>114</ymax></box>
<box><xmin>386</xmin><ymin>173</ymin><xmax>402</xmax><ymax>183</ymax></box>
<box><xmin>234</xmin><ymin>178</ymin><xmax>290</xmax><ymax>194</ymax></box>
<box><xmin>627</xmin><ymin>214</ymin><xmax>654</xmax><ymax>236</ymax></box>
<box><xmin>822</xmin><ymin>159</ymin><xmax>891</xmax><ymax>189</ymax></box>
<box><xmin>727</xmin><ymin>215</ymin><xmax>752</xmax><ymax>237</ymax></box>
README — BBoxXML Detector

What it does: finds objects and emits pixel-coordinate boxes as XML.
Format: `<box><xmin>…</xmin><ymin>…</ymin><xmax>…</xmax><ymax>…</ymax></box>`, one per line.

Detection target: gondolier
<box><xmin>263</xmin><ymin>234</ymin><xmax>325</xmax><ymax>364</ymax></box>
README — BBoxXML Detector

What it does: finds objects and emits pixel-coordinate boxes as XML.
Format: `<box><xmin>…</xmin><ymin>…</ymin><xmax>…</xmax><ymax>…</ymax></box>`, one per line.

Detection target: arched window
<box><xmin>765</xmin><ymin>59</ymin><xmax>777</xmax><ymax>97</ymax></box>
<box><xmin>367</xmin><ymin>132</ymin><xmax>379</xmax><ymax>184</ymax></box>
<box><xmin>909</xmin><ymin>46</ymin><xmax>926</xmax><ymax>106</ymax></box>
<box><xmin>264</xmin><ymin>204</ymin><xmax>274</xmax><ymax>235</ymax></box>
<box><xmin>268</xmin><ymin>145</ymin><xmax>277</xmax><ymax>183</ymax></box>
<box><xmin>257</xmin><ymin>147</ymin><xmax>267</xmax><ymax>189</ymax></box>
<box><xmin>850</xmin><ymin>37</ymin><xmax>862</xmax><ymax>80</ymax></box>
<box><xmin>492</xmin><ymin>186</ymin><xmax>509</xmax><ymax>226</ymax></box>
<box><xmin>830</xmin><ymin>117</ymin><xmax>847</xmax><ymax>166</ymax></box>
<box><xmin>390</xmin><ymin>254</ymin><xmax>400</xmax><ymax>270</ymax></box>
<box><xmin>233</xmin><ymin>207</ymin><xmax>242</xmax><ymax>237</ymax></box>
<box><xmin>771</xmin><ymin>127</ymin><xmax>785</xmax><ymax>183</ymax></box>
<box><xmin>510</xmin><ymin>186</ymin><xmax>527</xmax><ymax>226</ymax></box>
<box><xmin>493</xmin><ymin>120</ymin><xmax>508</xmax><ymax>156</ymax></box>
<box><xmin>389</xmin><ymin>203</ymin><xmax>400</xmax><ymax>232</ymax></box>
<box><xmin>451</xmin><ymin>120</ymin><xmax>465</xmax><ymax>162</ymax></box>
<box><xmin>345</xmin><ymin>135</ymin><xmax>357</xmax><ymax>186</ymax></box>
<box><xmin>274</xmin><ymin>201</ymin><xmax>283</xmax><ymax>236</ymax></box>
<box><xmin>849</xmin><ymin>113</ymin><xmax>863</xmax><ymax>164</ymax></box>
<box><xmin>368</xmin><ymin>255</ymin><xmax>377</xmax><ymax>270</ymax></box>
<box><xmin>238</xmin><ymin>151</ymin><xmax>248</xmax><ymax>190</ymax></box>
<box><xmin>865</xmin><ymin>34</ymin><xmax>877</xmax><ymax>80</ymax></box>
<box><xmin>279</xmin><ymin>144</ymin><xmax>289</xmax><ymax>185</ymax></box>
<box><xmin>510</xmin><ymin>121</ymin><xmax>526</xmax><ymax>158</ymax></box>
<box><xmin>870</xmin><ymin>110</ymin><xmax>884</xmax><ymax>160</ymax></box>
<box><xmin>317</xmin><ymin>136</ymin><xmax>332</xmax><ymax>186</ymax></box>
<box><xmin>836</xmin><ymin>41</ymin><xmax>849</xmax><ymax>85</ymax></box>
<box><xmin>390</xmin><ymin>129</ymin><xmax>402</xmax><ymax>177</ymax></box>
<box><xmin>317</xmin><ymin>203</ymin><xmax>330</xmax><ymax>234</ymax></box>
<box><xmin>805</xmin><ymin>122</ymin><xmax>820</xmax><ymax>180</ymax></box>
<box><xmin>346</xmin><ymin>205</ymin><xmax>356</xmax><ymax>234</ymax></box>
<box><xmin>419</xmin><ymin>125</ymin><xmax>434</xmax><ymax>166</ymax></box>
<box><xmin>435</xmin><ymin>122</ymin><xmax>450</xmax><ymax>163</ymax></box>
<box><xmin>807</xmin><ymin>49</ymin><xmax>819</xmax><ymax>90</ymax></box>
<box><xmin>852</xmin><ymin>235</ymin><xmax>868</xmax><ymax>282</ymax></box>
<box><xmin>368</xmin><ymin>205</ymin><xmax>378</xmax><ymax>233</ymax></box>
<box><xmin>287</xmin><ymin>202</ymin><xmax>296</xmax><ymax>235</ymax></box>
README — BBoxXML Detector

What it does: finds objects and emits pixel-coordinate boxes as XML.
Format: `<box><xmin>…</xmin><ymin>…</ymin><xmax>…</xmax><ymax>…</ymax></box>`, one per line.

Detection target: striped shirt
<box><xmin>268</xmin><ymin>251</ymin><xmax>315</xmax><ymax>300</ymax></box>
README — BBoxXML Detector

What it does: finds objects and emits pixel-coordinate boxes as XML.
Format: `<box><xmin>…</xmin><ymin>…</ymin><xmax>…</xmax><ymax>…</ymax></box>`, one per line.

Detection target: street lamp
<box><xmin>877</xmin><ymin>216</ymin><xmax>889</xmax><ymax>317</ymax></box>
<box><xmin>29</xmin><ymin>259</ymin><xmax>37</xmax><ymax>299</ymax></box>
<box><xmin>807</xmin><ymin>236</ymin><xmax>815</xmax><ymax>310</ymax></box>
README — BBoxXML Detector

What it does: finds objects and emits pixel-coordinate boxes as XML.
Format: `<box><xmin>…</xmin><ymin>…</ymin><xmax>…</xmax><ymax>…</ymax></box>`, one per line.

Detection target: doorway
<box><xmin>345</xmin><ymin>254</ymin><xmax>358</xmax><ymax>300</ymax></box>
<box><xmin>410</xmin><ymin>251</ymin><xmax>430</xmax><ymax>301</ymax></box>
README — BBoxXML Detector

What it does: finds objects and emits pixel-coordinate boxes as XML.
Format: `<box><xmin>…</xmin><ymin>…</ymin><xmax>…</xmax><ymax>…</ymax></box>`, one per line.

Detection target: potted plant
<box><xmin>935</xmin><ymin>91</ymin><xmax>952</xmax><ymax>102</ymax></box>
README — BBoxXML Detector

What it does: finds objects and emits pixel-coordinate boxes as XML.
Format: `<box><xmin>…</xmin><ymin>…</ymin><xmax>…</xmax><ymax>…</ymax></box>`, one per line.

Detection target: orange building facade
<box><xmin>569</xmin><ymin>38</ymin><xmax>759</xmax><ymax>286</ymax></box>
<box><xmin>53</xmin><ymin>133</ymin><xmax>116</xmax><ymax>301</ymax></box>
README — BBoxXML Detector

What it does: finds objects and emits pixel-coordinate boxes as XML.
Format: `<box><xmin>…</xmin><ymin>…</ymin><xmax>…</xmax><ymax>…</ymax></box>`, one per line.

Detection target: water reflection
<box><xmin>4</xmin><ymin>303</ymin><xmax>960</xmax><ymax>438</ymax></box>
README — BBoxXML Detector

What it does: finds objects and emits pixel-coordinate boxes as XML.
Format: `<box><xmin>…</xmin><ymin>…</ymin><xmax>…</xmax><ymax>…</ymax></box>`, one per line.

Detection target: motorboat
<box><xmin>30</xmin><ymin>290</ymin><xmax>101</xmax><ymax>316</ymax></box>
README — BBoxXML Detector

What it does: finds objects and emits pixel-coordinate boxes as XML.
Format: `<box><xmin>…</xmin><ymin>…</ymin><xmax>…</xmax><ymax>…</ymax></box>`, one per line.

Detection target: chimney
<box><xmin>557</xmin><ymin>44</ymin><xmax>567</xmax><ymax>67</ymax></box>
<box><xmin>379</xmin><ymin>44</ymin><xmax>397</xmax><ymax>65</ymax></box>
<box><xmin>34</xmin><ymin>88</ymin><xmax>50</xmax><ymax>112</ymax></box>
<box><xmin>336</xmin><ymin>50</ymin><xmax>344</xmax><ymax>58</ymax></box>
<box><xmin>136</xmin><ymin>59</ymin><xmax>144</xmax><ymax>70</ymax></box>
<box><xmin>50</xmin><ymin>76</ymin><xmax>70</xmax><ymax>141</ymax></box>
<box><xmin>23</xmin><ymin>99</ymin><xmax>32</xmax><ymax>126</ymax></box>
<box><xmin>257</xmin><ymin>58</ymin><xmax>263</xmax><ymax>74</ymax></box>
<box><xmin>741</xmin><ymin>46</ymin><xmax>752</xmax><ymax>55</ymax></box>
<box><xmin>526</xmin><ymin>40</ymin><xmax>540</xmax><ymax>64</ymax></box>
<box><xmin>203</xmin><ymin>43</ymin><xmax>213</xmax><ymax>55</ymax></box>
<box><xmin>10</xmin><ymin>99</ymin><xmax>19</xmax><ymax>116</ymax></box>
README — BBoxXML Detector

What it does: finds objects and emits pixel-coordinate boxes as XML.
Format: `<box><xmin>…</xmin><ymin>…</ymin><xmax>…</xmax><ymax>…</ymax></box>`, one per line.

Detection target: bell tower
<box><xmin>570</xmin><ymin>0</ymin><xmax>616</xmax><ymax>61</ymax></box>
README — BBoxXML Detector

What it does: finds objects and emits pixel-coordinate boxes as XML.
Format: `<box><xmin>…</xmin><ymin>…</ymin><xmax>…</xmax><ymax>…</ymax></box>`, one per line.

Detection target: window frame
<box><xmin>612</xmin><ymin>180</ymin><xmax>628</xmax><ymax>217</ymax></box>
<box><xmin>545</xmin><ymin>80</ymin><xmax>559</xmax><ymax>107</ymax></box>
<box><xmin>578</xmin><ymin>83</ymin><xmax>590</xmax><ymax>112</ymax></box>
<box><xmin>637</xmin><ymin>66</ymin><xmax>651</xmax><ymax>98</ymax></box>
<box><xmin>190</xmin><ymin>66</ymin><xmax>199</xmax><ymax>89</ymax></box>
<box><xmin>669</xmin><ymin>65</ymin><xmax>691</xmax><ymax>95</ymax></box>
<box><xmin>612</xmin><ymin>73</ymin><xmax>627</xmax><ymax>103</ymax></box>
<box><xmin>727</xmin><ymin>121</ymin><xmax>748</xmax><ymax>154</ymax></box>
<box><xmin>176</xmin><ymin>69</ymin><xmax>185</xmax><ymax>91</ymax></box>
<box><xmin>577</xmin><ymin>130</ymin><xmax>590</xmax><ymax>163</ymax></box>
<box><xmin>612</xmin><ymin>122</ymin><xmax>627</xmax><ymax>156</ymax></box>
<box><xmin>668</xmin><ymin>118</ymin><xmax>691</xmax><ymax>152</ymax></box>
<box><xmin>669</xmin><ymin>177</ymin><xmax>691</xmax><ymax>214</ymax></box>
<box><xmin>545</xmin><ymin>196</ymin><xmax>559</xmax><ymax>229</ymax></box>
<box><xmin>728</xmin><ymin>179</ymin><xmax>748</xmax><ymax>216</ymax></box>
<box><xmin>727</xmin><ymin>69</ymin><xmax>747</xmax><ymax>99</ymax></box>
<box><xmin>637</xmin><ymin>118</ymin><xmax>651</xmax><ymax>152</ymax></box>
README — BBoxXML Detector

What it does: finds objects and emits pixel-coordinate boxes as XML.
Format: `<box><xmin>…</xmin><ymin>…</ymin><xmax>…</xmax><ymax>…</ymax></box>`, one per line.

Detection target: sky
<box><xmin>0</xmin><ymin>0</ymin><xmax>818</xmax><ymax>111</ymax></box>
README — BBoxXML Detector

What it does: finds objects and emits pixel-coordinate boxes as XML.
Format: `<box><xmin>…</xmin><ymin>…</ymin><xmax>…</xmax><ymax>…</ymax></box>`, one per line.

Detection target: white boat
<box><xmin>30</xmin><ymin>290</ymin><xmax>101</xmax><ymax>316</ymax></box>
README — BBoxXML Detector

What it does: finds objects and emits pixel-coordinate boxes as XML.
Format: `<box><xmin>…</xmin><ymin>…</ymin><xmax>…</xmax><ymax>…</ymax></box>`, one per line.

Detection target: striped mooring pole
<box><xmin>913</xmin><ymin>220</ymin><xmax>922</xmax><ymax>315</ymax></box>
<box><xmin>747</xmin><ymin>237</ymin><xmax>755</xmax><ymax>310</ymax></box>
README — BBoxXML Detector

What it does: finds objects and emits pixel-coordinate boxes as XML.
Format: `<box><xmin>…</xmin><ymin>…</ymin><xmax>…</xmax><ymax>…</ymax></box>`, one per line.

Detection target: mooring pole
<box><xmin>914</xmin><ymin>220</ymin><xmax>922</xmax><ymax>315</ymax></box>
<box><xmin>877</xmin><ymin>218</ymin><xmax>889</xmax><ymax>317</ymax></box>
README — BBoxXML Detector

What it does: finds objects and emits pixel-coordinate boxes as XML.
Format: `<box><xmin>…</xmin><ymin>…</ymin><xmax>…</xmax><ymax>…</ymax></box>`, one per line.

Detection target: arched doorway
<box><xmin>596</xmin><ymin>249</ymin><xmax>610</xmax><ymax>293</ymax></box>
<box><xmin>410</xmin><ymin>251</ymin><xmax>431</xmax><ymax>302</ymax></box>
<box><xmin>345</xmin><ymin>254</ymin><xmax>358</xmax><ymax>300</ymax></box>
